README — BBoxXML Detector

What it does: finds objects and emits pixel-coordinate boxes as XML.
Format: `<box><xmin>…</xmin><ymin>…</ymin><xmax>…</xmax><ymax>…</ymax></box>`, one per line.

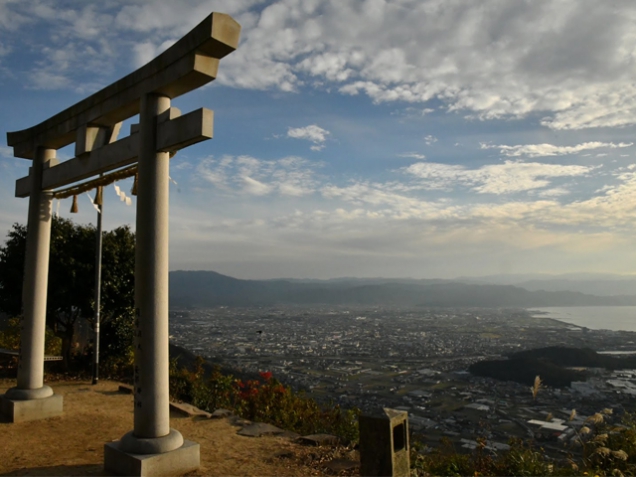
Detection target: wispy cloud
<box><xmin>0</xmin><ymin>145</ymin><xmax>14</xmax><ymax>159</ymax></box>
<box><xmin>397</xmin><ymin>152</ymin><xmax>426</xmax><ymax>160</ymax></box>
<box><xmin>405</xmin><ymin>160</ymin><xmax>594</xmax><ymax>194</ymax></box>
<box><xmin>287</xmin><ymin>125</ymin><xmax>330</xmax><ymax>151</ymax></box>
<box><xmin>7</xmin><ymin>1</ymin><xmax>636</xmax><ymax>129</ymax></box>
<box><xmin>171</xmin><ymin>151</ymin><xmax>636</xmax><ymax>276</ymax></box>
<box><xmin>482</xmin><ymin>141</ymin><xmax>633</xmax><ymax>158</ymax></box>
<box><xmin>315</xmin><ymin>165</ymin><xmax>636</xmax><ymax>231</ymax></box>
<box><xmin>196</xmin><ymin>155</ymin><xmax>321</xmax><ymax>196</ymax></box>
<box><xmin>536</xmin><ymin>187</ymin><xmax>571</xmax><ymax>198</ymax></box>
<box><xmin>217</xmin><ymin>0</ymin><xmax>636</xmax><ymax>129</ymax></box>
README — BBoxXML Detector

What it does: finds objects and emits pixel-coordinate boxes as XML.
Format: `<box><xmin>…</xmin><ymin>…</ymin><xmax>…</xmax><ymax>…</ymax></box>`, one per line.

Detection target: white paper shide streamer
<box><xmin>109</xmin><ymin>175</ymin><xmax>174</xmax><ymax>207</ymax></box>
<box><xmin>114</xmin><ymin>184</ymin><xmax>133</xmax><ymax>206</ymax></box>
<box><xmin>85</xmin><ymin>193</ymin><xmax>100</xmax><ymax>212</ymax></box>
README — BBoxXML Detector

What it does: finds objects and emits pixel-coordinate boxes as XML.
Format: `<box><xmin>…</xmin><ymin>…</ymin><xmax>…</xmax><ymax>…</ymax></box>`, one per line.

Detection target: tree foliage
<box><xmin>0</xmin><ymin>217</ymin><xmax>135</xmax><ymax>369</ymax></box>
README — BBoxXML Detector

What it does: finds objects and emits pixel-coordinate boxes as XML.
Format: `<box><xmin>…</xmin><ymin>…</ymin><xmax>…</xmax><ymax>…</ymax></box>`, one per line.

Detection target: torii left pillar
<box><xmin>0</xmin><ymin>147</ymin><xmax>63</xmax><ymax>422</ymax></box>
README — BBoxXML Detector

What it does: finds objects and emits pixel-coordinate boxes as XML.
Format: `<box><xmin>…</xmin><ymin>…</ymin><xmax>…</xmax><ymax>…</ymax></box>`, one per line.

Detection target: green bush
<box><xmin>0</xmin><ymin>315</ymin><xmax>62</xmax><ymax>356</ymax></box>
<box><xmin>410</xmin><ymin>409</ymin><xmax>636</xmax><ymax>477</ymax></box>
<box><xmin>0</xmin><ymin>316</ymin><xmax>62</xmax><ymax>376</ymax></box>
<box><xmin>98</xmin><ymin>308</ymin><xmax>135</xmax><ymax>378</ymax></box>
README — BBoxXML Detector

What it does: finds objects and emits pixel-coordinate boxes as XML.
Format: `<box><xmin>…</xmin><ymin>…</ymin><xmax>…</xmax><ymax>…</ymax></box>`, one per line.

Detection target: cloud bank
<box><xmin>6</xmin><ymin>1</ymin><xmax>636</xmax><ymax>129</ymax></box>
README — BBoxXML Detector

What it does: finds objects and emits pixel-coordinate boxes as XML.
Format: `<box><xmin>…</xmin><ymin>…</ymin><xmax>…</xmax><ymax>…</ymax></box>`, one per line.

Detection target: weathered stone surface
<box><xmin>237</xmin><ymin>422</ymin><xmax>284</xmax><ymax>437</ymax></box>
<box><xmin>210</xmin><ymin>408</ymin><xmax>234</xmax><ymax>419</ymax></box>
<box><xmin>169</xmin><ymin>401</ymin><xmax>212</xmax><ymax>418</ymax></box>
<box><xmin>360</xmin><ymin>408</ymin><xmax>410</xmax><ymax>477</ymax></box>
<box><xmin>0</xmin><ymin>393</ymin><xmax>63</xmax><ymax>423</ymax></box>
<box><xmin>299</xmin><ymin>434</ymin><xmax>340</xmax><ymax>446</ymax></box>
<box><xmin>326</xmin><ymin>458</ymin><xmax>360</xmax><ymax>472</ymax></box>
<box><xmin>277</xmin><ymin>430</ymin><xmax>301</xmax><ymax>440</ymax></box>
<box><xmin>230</xmin><ymin>416</ymin><xmax>252</xmax><ymax>427</ymax></box>
<box><xmin>104</xmin><ymin>439</ymin><xmax>199</xmax><ymax>477</ymax></box>
<box><xmin>16</xmin><ymin>108</ymin><xmax>214</xmax><ymax>198</ymax></box>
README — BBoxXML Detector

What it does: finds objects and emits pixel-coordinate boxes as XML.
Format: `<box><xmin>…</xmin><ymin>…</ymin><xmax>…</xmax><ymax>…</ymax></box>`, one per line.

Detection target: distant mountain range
<box><xmin>169</xmin><ymin>271</ymin><xmax>636</xmax><ymax>307</ymax></box>
<box><xmin>457</xmin><ymin>273</ymin><xmax>636</xmax><ymax>297</ymax></box>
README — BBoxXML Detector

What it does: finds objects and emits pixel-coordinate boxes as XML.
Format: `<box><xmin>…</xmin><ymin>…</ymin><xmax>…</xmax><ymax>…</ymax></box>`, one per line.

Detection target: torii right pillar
<box><xmin>104</xmin><ymin>93</ymin><xmax>194</xmax><ymax>476</ymax></box>
<box><xmin>103</xmin><ymin>13</ymin><xmax>240</xmax><ymax>477</ymax></box>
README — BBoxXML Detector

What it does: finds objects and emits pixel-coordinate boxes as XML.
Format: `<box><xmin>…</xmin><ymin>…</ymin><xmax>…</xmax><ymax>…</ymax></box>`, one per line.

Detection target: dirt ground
<box><xmin>0</xmin><ymin>379</ymin><xmax>350</xmax><ymax>476</ymax></box>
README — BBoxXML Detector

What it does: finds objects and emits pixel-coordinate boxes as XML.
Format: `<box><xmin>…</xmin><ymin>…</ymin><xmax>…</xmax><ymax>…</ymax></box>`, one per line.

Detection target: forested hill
<box><xmin>169</xmin><ymin>270</ymin><xmax>636</xmax><ymax>307</ymax></box>
<box><xmin>469</xmin><ymin>346</ymin><xmax>636</xmax><ymax>387</ymax></box>
<box><xmin>509</xmin><ymin>346</ymin><xmax>636</xmax><ymax>369</ymax></box>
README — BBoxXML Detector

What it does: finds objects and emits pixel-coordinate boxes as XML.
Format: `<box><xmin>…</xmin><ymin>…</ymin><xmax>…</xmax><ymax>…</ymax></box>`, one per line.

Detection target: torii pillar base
<box><xmin>1</xmin><ymin>387</ymin><xmax>63</xmax><ymax>422</ymax></box>
<box><xmin>104</xmin><ymin>440</ymin><xmax>200</xmax><ymax>477</ymax></box>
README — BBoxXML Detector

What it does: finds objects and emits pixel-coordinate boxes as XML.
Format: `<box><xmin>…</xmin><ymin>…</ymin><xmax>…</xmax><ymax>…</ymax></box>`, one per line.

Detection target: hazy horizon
<box><xmin>168</xmin><ymin>268</ymin><xmax>636</xmax><ymax>282</ymax></box>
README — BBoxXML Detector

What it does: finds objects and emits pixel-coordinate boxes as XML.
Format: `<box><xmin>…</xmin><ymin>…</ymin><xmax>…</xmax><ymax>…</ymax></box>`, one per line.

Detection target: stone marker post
<box><xmin>0</xmin><ymin>147</ymin><xmax>63</xmax><ymax>422</ymax></box>
<box><xmin>359</xmin><ymin>408</ymin><xmax>410</xmax><ymax>477</ymax></box>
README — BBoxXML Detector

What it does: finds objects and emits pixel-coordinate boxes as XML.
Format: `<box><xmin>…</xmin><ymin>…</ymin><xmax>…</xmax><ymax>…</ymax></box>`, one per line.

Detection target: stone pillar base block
<box><xmin>0</xmin><ymin>393</ymin><xmax>63</xmax><ymax>422</ymax></box>
<box><xmin>104</xmin><ymin>440</ymin><xmax>200</xmax><ymax>477</ymax></box>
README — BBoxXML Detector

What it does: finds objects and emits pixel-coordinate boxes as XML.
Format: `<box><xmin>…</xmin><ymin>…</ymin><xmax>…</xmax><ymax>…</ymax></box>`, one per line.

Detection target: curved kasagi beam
<box><xmin>7</xmin><ymin>12</ymin><xmax>240</xmax><ymax>160</ymax></box>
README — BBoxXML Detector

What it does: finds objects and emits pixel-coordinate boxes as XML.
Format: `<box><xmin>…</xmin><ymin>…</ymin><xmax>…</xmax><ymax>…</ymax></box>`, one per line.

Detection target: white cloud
<box><xmin>405</xmin><ymin>160</ymin><xmax>593</xmax><ymax>194</ymax></box>
<box><xmin>0</xmin><ymin>0</ymin><xmax>32</xmax><ymax>32</ymax></box>
<box><xmin>0</xmin><ymin>145</ymin><xmax>14</xmax><ymax>159</ymax></box>
<box><xmin>482</xmin><ymin>141</ymin><xmax>633</xmax><ymax>158</ymax></box>
<box><xmin>287</xmin><ymin>125</ymin><xmax>330</xmax><ymax>151</ymax></box>
<box><xmin>424</xmin><ymin>135</ymin><xmax>437</xmax><ymax>145</ymax></box>
<box><xmin>8</xmin><ymin>1</ymin><xmax>636</xmax><ymax>129</ymax></box>
<box><xmin>173</xmin><ymin>152</ymin><xmax>636</xmax><ymax>276</ymax></box>
<box><xmin>537</xmin><ymin>187</ymin><xmax>571</xmax><ymax>198</ymax></box>
<box><xmin>196</xmin><ymin>154</ymin><xmax>321</xmax><ymax>196</ymax></box>
<box><xmin>242</xmin><ymin>176</ymin><xmax>272</xmax><ymax>195</ymax></box>
<box><xmin>393</xmin><ymin>107</ymin><xmax>435</xmax><ymax>119</ymax></box>
<box><xmin>215</xmin><ymin>0</ymin><xmax>636</xmax><ymax>129</ymax></box>
<box><xmin>313</xmin><ymin>164</ymin><xmax>636</xmax><ymax>233</ymax></box>
<box><xmin>133</xmin><ymin>39</ymin><xmax>177</xmax><ymax>68</ymax></box>
<box><xmin>397</xmin><ymin>152</ymin><xmax>426</xmax><ymax>160</ymax></box>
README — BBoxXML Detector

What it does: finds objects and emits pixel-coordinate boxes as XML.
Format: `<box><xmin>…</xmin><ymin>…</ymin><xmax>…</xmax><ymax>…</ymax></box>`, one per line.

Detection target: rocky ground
<box><xmin>0</xmin><ymin>379</ymin><xmax>360</xmax><ymax>476</ymax></box>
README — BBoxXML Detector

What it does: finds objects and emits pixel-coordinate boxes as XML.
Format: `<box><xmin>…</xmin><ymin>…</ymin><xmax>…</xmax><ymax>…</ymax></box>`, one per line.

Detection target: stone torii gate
<box><xmin>0</xmin><ymin>12</ymin><xmax>240</xmax><ymax>476</ymax></box>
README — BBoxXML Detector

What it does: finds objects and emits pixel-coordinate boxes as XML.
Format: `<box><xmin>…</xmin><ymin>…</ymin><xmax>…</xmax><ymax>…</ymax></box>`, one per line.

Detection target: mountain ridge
<box><xmin>169</xmin><ymin>270</ymin><xmax>636</xmax><ymax>308</ymax></box>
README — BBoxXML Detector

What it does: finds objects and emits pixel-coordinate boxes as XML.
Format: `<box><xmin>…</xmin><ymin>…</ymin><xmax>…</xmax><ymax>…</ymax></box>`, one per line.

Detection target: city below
<box><xmin>168</xmin><ymin>306</ymin><xmax>636</xmax><ymax>456</ymax></box>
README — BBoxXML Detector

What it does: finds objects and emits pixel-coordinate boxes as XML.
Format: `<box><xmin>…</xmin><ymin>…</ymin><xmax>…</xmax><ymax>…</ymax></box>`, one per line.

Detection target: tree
<box><xmin>98</xmin><ymin>225</ymin><xmax>136</xmax><ymax>371</ymax></box>
<box><xmin>0</xmin><ymin>217</ymin><xmax>135</xmax><ymax>368</ymax></box>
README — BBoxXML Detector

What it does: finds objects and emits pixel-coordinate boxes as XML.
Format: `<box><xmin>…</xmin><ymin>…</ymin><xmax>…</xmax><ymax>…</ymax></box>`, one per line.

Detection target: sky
<box><xmin>1</xmin><ymin>0</ymin><xmax>636</xmax><ymax>280</ymax></box>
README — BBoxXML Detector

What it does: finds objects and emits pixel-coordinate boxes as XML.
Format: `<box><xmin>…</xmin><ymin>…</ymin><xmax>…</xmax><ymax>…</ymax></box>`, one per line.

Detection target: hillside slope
<box><xmin>0</xmin><ymin>379</ymin><xmax>342</xmax><ymax>476</ymax></box>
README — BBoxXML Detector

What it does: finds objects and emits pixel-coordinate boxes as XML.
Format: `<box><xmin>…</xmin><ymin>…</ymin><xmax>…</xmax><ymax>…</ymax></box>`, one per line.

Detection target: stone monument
<box><xmin>359</xmin><ymin>408</ymin><xmax>410</xmax><ymax>477</ymax></box>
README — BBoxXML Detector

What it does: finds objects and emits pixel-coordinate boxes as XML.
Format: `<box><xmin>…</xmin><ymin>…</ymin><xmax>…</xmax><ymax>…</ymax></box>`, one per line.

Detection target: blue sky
<box><xmin>2</xmin><ymin>0</ymin><xmax>636</xmax><ymax>279</ymax></box>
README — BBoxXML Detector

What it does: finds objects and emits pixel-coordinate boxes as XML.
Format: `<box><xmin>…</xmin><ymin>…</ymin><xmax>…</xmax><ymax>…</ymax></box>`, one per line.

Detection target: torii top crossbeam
<box><xmin>8</xmin><ymin>12</ymin><xmax>239</xmax><ymax>160</ymax></box>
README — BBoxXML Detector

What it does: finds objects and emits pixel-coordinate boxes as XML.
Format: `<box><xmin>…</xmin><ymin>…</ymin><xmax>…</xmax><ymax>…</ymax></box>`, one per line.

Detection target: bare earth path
<box><xmin>0</xmin><ymin>379</ymin><xmax>327</xmax><ymax>476</ymax></box>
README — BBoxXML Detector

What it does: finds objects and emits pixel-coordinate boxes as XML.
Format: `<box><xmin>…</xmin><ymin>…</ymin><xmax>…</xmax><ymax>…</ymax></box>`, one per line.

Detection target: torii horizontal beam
<box><xmin>6</xmin><ymin>12</ymin><xmax>238</xmax><ymax>160</ymax></box>
<box><xmin>14</xmin><ymin>108</ymin><xmax>213</xmax><ymax>197</ymax></box>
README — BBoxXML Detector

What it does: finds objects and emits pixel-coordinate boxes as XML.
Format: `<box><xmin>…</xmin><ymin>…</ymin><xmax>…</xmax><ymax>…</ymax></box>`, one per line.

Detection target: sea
<box><xmin>529</xmin><ymin>306</ymin><xmax>636</xmax><ymax>332</ymax></box>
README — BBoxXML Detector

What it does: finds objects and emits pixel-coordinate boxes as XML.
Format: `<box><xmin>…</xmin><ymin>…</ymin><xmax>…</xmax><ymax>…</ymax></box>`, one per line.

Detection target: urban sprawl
<box><xmin>169</xmin><ymin>306</ymin><xmax>636</xmax><ymax>455</ymax></box>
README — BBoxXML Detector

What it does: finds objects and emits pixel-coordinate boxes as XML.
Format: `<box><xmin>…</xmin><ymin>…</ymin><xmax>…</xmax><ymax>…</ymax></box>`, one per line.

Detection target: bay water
<box><xmin>529</xmin><ymin>306</ymin><xmax>636</xmax><ymax>332</ymax></box>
